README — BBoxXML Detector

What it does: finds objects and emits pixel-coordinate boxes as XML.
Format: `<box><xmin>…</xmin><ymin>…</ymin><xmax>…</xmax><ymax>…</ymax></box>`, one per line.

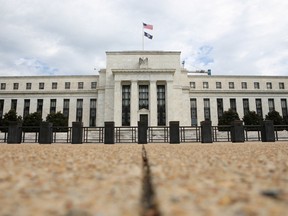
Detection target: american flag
<box><xmin>143</xmin><ymin>23</ymin><xmax>153</xmax><ymax>30</ymax></box>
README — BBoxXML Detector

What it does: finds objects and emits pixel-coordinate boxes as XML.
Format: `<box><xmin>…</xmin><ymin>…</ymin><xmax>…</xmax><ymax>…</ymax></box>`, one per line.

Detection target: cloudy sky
<box><xmin>1</xmin><ymin>0</ymin><xmax>288</xmax><ymax>76</ymax></box>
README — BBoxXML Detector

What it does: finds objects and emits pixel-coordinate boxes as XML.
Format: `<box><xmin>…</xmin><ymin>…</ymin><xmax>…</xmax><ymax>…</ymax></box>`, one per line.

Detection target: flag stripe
<box><xmin>143</xmin><ymin>23</ymin><xmax>153</xmax><ymax>30</ymax></box>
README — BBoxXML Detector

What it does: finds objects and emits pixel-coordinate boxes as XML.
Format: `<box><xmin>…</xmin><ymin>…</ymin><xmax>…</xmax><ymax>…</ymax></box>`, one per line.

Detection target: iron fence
<box><xmin>115</xmin><ymin>126</ymin><xmax>137</xmax><ymax>143</ymax></box>
<box><xmin>148</xmin><ymin>126</ymin><xmax>169</xmax><ymax>143</ymax></box>
<box><xmin>0</xmin><ymin>126</ymin><xmax>8</xmax><ymax>143</ymax></box>
<box><xmin>83</xmin><ymin>127</ymin><xmax>104</xmax><ymax>143</ymax></box>
<box><xmin>180</xmin><ymin>126</ymin><xmax>200</xmax><ymax>142</ymax></box>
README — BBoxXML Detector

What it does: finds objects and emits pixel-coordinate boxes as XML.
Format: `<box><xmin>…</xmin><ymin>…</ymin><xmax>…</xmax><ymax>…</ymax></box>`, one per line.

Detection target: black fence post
<box><xmin>7</xmin><ymin>121</ymin><xmax>22</xmax><ymax>144</ymax></box>
<box><xmin>104</xmin><ymin>121</ymin><xmax>115</xmax><ymax>144</ymax></box>
<box><xmin>261</xmin><ymin>120</ymin><xmax>275</xmax><ymax>142</ymax></box>
<box><xmin>39</xmin><ymin>122</ymin><xmax>53</xmax><ymax>144</ymax></box>
<box><xmin>169</xmin><ymin>121</ymin><xmax>180</xmax><ymax>144</ymax></box>
<box><xmin>72</xmin><ymin>122</ymin><xmax>83</xmax><ymax>144</ymax></box>
<box><xmin>231</xmin><ymin>120</ymin><xmax>245</xmax><ymax>143</ymax></box>
<box><xmin>201</xmin><ymin>121</ymin><xmax>213</xmax><ymax>143</ymax></box>
<box><xmin>138</xmin><ymin>121</ymin><xmax>147</xmax><ymax>144</ymax></box>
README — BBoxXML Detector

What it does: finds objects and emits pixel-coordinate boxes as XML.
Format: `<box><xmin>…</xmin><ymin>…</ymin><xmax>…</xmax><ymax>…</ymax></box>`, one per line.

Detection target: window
<box><xmin>139</xmin><ymin>85</ymin><xmax>149</xmax><ymax>109</ymax></box>
<box><xmin>37</xmin><ymin>99</ymin><xmax>43</xmax><ymax>117</ymax></box>
<box><xmin>279</xmin><ymin>82</ymin><xmax>285</xmax><ymax>89</ymax></box>
<box><xmin>23</xmin><ymin>99</ymin><xmax>30</xmax><ymax>117</ymax></box>
<box><xmin>203</xmin><ymin>82</ymin><xmax>209</xmax><ymax>89</ymax></box>
<box><xmin>281</xmin><ymin>99</ymin><xmax>288</xmax><ymax>120</ymax></box>
<box><xmin>268</xmin><ymin>99</ymin><xmax>275</xmax><ymax>112</ymax></box>
<box><xmin>91</xmin><ymin>82</ymin><xmax>97</xmax><ymax>89</ymax></box>
<box><xmin>78</xmin><ymin>82</ymin><xmax>84</xmax><ymax>89</ymax></box>
<box><xmin>1</xmin><ymin>83</ymin><xmax>6</xmax><ymax>90</ymax></box>
<box><xmin>52</xmin><ymin>82</ymin><xmax>57</xmax><ymax>89</ymax></box>
<box><xmin>90</xmin><ymin>99</ymin><xmax>97</xmax><ymax>127</ymax></box>
<box><xmin>190</xmin><ymin>82</ymin><xmax>196</xmax><ymax>89</ymax></box>
<box><xmin>229</xmin><ymin>82</ymin><xmax>235</xmax><ymax>89</ymax></box>
<box><xmin>243</xmin><ymin>99</ymin><xmax>249</xmax><ymax>115</ymax></box>
<box><xmin>121</xmin><ymin>85</ymin><xmax>131</xmax><ymax>126</ymax></box>
<box><xmin>11</xmin><ymin>99</ymin><xmax>17</xmax><ymax>111</ymax></box>
<box><xmin>157</xmin><ymin>85</ymin><xmax>166</xmax><ymax>126</ymax></box>
<box><xmin>230</xmin><ymin>98</ymin><xmax>237</xmax><ymax>112</ymax></box>
<box><xmin>266</xmin><ymin>82</ymin><xmax>272</xmax><ymax>89</ymax></box>
<box><xmin>76</xmin><ymin>99</ymin><xmax>83</xmax><ymax>122</ymax></box>
<box><xmin>256</xmin><ymin>99</ymin><xmax>263</xmax><ymax>117</ymax></box>
<box><xmin>65</xmin><ymin>82</ymin><xmax>71</xmax><ymax>89</ymax></box>
<box><xmin>204</xmin><ymin>98</ymin><xmax>211</xmax><ymax>120</ymax></box>
<box><xmin>254</xmin><ymin>82</ymin><xmax>260</xmax><ymax>89</ymax></box>
<box><xmin>50</xmin><ymin>99</ymin><xmax>56</xmax><ymax>114</ymax></box>
<box><xmin>13</xmin><ymin>83</ymin><xmax>19</xmax><ymax>90</ymax></box>
<box><xmin>241</xmin><ymin>82</ymin><xmax>247</xmax><ymax>89</ymax></box>
<box><xmin>63</xmin><ymin>99</ymin><xmax>70</xmax><ymax>118</ymax></box>
<box><xmin>190</xmin><ymin>98</ymin><xmax>197</xmax><ymax>126</ymax></box>
<box><xmin>26</xmin><ymin>83</ymin><xmax>32</xmax><ymax>90</ymax></box>
<box><xmin>39</xmin><ymin>82</ymin><xmax>45</xmax><ymax>90</ymax></box>
<box><xmin>216</xmin><ymin>82</ymin><xmax>222</xmax><ymax>89</ymax></box>
<box><xmin>217</xmin><ymin>98</ymin><xmax>224</xmax><ymax>121</ymax></box>
<box><xmin>0</xmin><ymin>100</ymin><xmax>4</xmax><ymax>119</ymax></box>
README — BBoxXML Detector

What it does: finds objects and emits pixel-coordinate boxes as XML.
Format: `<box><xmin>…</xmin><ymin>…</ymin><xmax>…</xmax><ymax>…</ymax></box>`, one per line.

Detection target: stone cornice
<box><xmin>0</xmin><ymin>90</ymin><xmax>98</xmax><ymax>95</ymax></box>
<box><xmin>189</xmin><ymin>90</ymin><xmax>288</xmax><ymax>95</ymax></box>
<box><xmin>112</xmin><ymin>69</ymin><xmax>176</xmax><ymax>74</ymax></box>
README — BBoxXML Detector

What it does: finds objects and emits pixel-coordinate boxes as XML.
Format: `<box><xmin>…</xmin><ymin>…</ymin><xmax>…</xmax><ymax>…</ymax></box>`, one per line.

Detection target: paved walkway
<box><xmin>0</xmin><ymin>142</ymin><xmax>287</xmax><ymax>216</ymax></box>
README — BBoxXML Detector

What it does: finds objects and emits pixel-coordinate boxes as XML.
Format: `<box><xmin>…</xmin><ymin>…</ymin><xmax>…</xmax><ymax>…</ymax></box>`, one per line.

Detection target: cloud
<box><xmin>0</xmin><ymin>0</ymin><xmax>288</xmax><ymax>76</ymax></box>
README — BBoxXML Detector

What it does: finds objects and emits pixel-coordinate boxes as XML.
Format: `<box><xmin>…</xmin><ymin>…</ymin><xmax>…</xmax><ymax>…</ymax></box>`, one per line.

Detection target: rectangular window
<box><xmin>254</xmin><ymin>82</ymin><xmax>260</xmax><ymax>89</ymax></box>
<box><xmin>256</xmin><ymin>99</ymin><xmax>263</xmax><ymax>117</ymax></box>
<box><xmin>65</xmin><ymin>82</ymin><xmax>71</xmax><ymax>89</ymax></box>
<box><xmin>281</xmin><ymin>99</ymin><xmax>288</xmax><ymax>120</ymax></box>
<box><xmin>157</xmin><ymin>85</ymin><xmax>166</xmax><ymax>126</ymax></box>
<box><xmin>13</xmin><ymin>83</ymin><xmax>19</xmax><ymax>90</ymax></box>
<box><xmin>203</xmin><ymin>82</ymin><xmax>209</xmax><ymax>89</ymax></box>
<box><xmin>139</xmin><ymin>85</ymin><xmax>149</xmax><ymax>109</ymax></box>
<box><xmin>229</xmin><ymin>82</ymin><xmax>235</xmax><ymax>89</ymax></box>
<box><xmin>76</xmin><ymin>99</ymin><xmax>83</xmax><ymax>122</ymax></box>
<box><xmin>279</xmin><ymin>82</ymin><xmax>285</xmax><ymax>89</ymax></box>
<box><xmin>23</xmin><ymin>99</ymin><xmax>30</xmax><ymax>117</ymax></box>
<box><xmin>37</xmin><ymin>99</ymin><xmax>43</xmax><ymax>117</ymax></box>
<box><xmin>52</xmin><ymin>82</ymin><xmax>57</xmax><ymax>89</ymax></box>
<box><xmin>11</xmin><ymin>99</ymin><xmax>17</xmax><ymax>111</ymax></box>
<box><xmin>190</xmin><ymin>98</ymin><xmax>197</xmax><ymax>126</ymax></box>
<box><xmin>268</xmin><ymin>99</ymin><xmax>275</xmax><ymax>112</ymax></box>
<box><xmin>266</xmin><ymin>82</ymin><xmax>272</xmax><ymax>89</ymax></box>
<box><xmin>26</xmin><ymin>83</ymin><xmax>32</xmax><ymax>90</ymax></box>
<box><xmin>63</xmin><ymin>99</ymin><xmax>70</xmax><ymax>118</ymax></box>
<box><xmin>122</xmin><ymin>85</ymin><xmax>131</xmax><ymax>126</ymax></box>
<box><xmin>241</xmin><ymin>82</ymin><xmax>247</xmax><ymax>89</ymax></box>
<box><xmin>230</xmin><ymin>98</ymin><xmax>237</xmax><ymax>112</ymax></box>
<box><xmin>217</xmin><ymin>98</ymin><xmax>224</xmax><ymax>120</ymax></box>
<box><xmin>78</xmin><ymin>82</ymin><xmax>84</xmax><ymax>89</ymax></box>
<box><xmin>1</xmin><ymin>83</ymin><xmax>6</xmax><ymax>90</ymax></box>
<box><xmin>39</xmin><ymin>82</ymin><xmax>44</xmax><ymax>90</ymax></box>
<box><xmin>0</xmin><ymin>100</ymin><xmax>4</xmax><ymax>119</ymax></box>
<box><xmin>190</xmin><ymin>82</ymin><xmax>196</xmax><ymax>89</ymax></box>
<box><xmin>243</xmin><ymin>98</ymin><xmax>249</xmax><ymax>115</ymax></box>
<box><xmin>50</xmin><ymin>99</ymin><xmax>56</xmax><ymax>114</ymax></box>
<box><xmin>216</xmin><ymin>82</ymin><xmax>222</xmax><ymax>89</ymax></box>
<box><xmin>90</xmin><ymin>99</ymin><xmax>97</xmax><ymax>127</ymax></box>
<box><xmin>91</xmin><ymin>82</ymin><xmax>97</xmax><ymax>89</ymax></box>
<box><xmin>204</xmin><ymin>98</ymin><xmax>211</xmax><ymax>120</ymax></box>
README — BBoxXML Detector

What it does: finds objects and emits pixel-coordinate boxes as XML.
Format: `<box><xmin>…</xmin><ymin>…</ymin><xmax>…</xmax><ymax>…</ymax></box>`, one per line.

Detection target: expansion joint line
<box><xmin>141</xmin><ymin>145</ymin><xmax>161</xmax><ymax>216</ymax></box>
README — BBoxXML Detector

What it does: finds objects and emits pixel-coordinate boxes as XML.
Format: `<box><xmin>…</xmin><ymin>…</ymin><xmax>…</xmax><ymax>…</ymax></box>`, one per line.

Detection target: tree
<box><xmin>218</xmin><ymin>108</ymin><xmax>240</xmax><ymax>131</ymax></box>
<box><xmin>0</xmin><ymin>109</ymin><xmax>22</xmax><ymax>132</ymax></box>
<box><xmin>22</xmin><ymin>112</ymin><xmax>43</xmax><ymax>132</ymax></box>
<box><xmin>46</xmin><ymin>112</ymin><xmax>68</xmax><ymax>132</ymax></box>
<box><xmin>265</xmin><ymin>110</ymin><xmax>284</xmax><ymax>130</ymax></box>
<box><xmin>243</xmin><ymin>111</ymin><xmax>263</xmax><ymax>131</ymax></box>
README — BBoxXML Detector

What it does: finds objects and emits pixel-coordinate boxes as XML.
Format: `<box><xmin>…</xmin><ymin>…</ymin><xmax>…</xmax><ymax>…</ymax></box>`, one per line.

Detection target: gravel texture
<box><xmin>0</xmin><ymin>142</ymin><xmax>287</xmax><ymax>216</ymax></box>
<box><xmin>145</xmin><ymin>143</ymin><xmax>288</xmax><ymax>216</ymax></box>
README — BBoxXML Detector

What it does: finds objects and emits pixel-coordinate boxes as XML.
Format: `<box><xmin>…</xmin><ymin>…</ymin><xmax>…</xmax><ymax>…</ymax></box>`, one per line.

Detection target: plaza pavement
<box><xmin>0</xmin><ymin>142</ymin><xmax>287</xmax><ymax>216</ymax></box>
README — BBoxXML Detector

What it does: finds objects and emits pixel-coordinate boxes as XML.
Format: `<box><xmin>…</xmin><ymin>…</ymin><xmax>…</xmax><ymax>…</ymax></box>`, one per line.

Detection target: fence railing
<box><xmin>1</xmin><ymin>124</ymin><xmax>288</xmax><ymax>144</ymax></box>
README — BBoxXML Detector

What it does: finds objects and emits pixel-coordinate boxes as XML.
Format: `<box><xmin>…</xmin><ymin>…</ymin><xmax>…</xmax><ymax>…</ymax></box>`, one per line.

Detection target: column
<box><xmin>130</xmin><ymin>81</ymin><xmax>138</xmax><ymax>126</ymax></box>
<box><xmin>113</xmin><ymin>81</ymin><xmax>122</xmax><ymax>126</ymax></box>
<box><xmin>166</xmin><ymin>81</ymin><xmax>173</xmax><ymax>124</ymax></box>
<box><xmin>150</xmin><ymin>81</ymin><xmax>157</xmax><ymax>126</ymax></box>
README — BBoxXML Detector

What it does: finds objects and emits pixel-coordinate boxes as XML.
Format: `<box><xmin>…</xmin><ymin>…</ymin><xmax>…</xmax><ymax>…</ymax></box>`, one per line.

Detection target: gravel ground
<box><xmin>0</xmin><ymin>143</ymin><xmax>287</xmax><ymax>216</ymax></box>
<box><xmin>145</xmin><ymin>143</ymin><xmax>288</xmax><ymax>216</ymax></box>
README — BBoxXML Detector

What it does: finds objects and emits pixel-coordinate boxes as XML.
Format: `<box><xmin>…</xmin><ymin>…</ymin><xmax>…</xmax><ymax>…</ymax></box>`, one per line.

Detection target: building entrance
<box><xmin>140</xmin><ymin>114</ymin><xmax>148</xmax><ymax>128</ymax></box>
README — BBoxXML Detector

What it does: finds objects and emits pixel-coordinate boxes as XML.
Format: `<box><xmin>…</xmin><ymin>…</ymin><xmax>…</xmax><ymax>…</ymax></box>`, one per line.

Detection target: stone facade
<box><xmin>1</xmin><ymin>51</ymin><xmax>288</xmax><ymax>126</ymax></box>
